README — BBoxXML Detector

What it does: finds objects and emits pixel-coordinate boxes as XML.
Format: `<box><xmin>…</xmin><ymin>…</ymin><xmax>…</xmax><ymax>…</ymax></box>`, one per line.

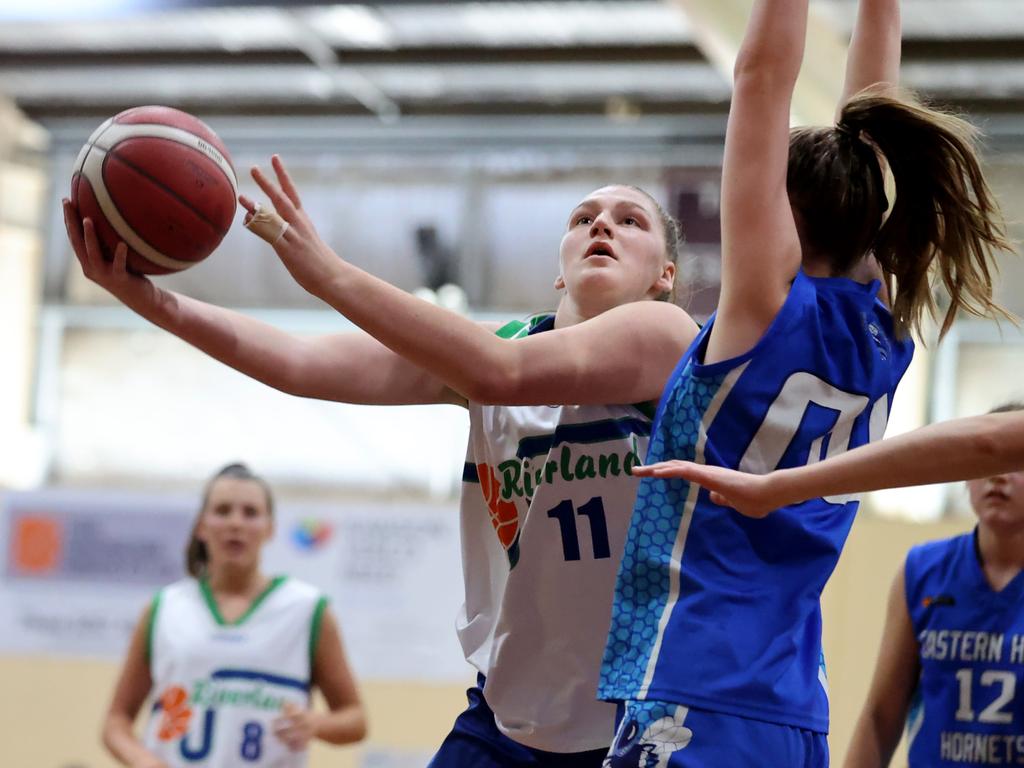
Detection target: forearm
<box><xmin>733</xmin><ymin>0</ymin><xmax>808</xmax><ymax>84</ymax></box>
<box><xmin>772</xmin><ymin>412</ymin><xmax>1024</xmax><ymax>503</ymax></box>
<box><xmin>843</xmin><ymin>705</ymin><xmax>904</xmax><ymax>768</ymax></box>
<box><xmin>313</xmin><ymin>704</ymin><xmax>367</xmax><ymax>746</ymax></box>
<box><xmin>103</xmin><ymin>714</ymin><xmax>160</xmax><ymax>767</ymax></box>
<box><xmin>311</xmin><ymin>260</ymin><xmax>521</xmax><ymax>402</ymax></box>
<box><xmin>842</xmin><ymin>0</ymin><xmax>902</xmax><ymax>105</ymax></box>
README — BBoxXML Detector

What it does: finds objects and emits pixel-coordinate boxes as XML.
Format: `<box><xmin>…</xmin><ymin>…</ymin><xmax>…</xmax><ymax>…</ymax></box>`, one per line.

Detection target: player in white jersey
<box><xmin>65</xmin><ymin>181</ymin><xmax>698</xmax><ymax>765</ymax></box>
<box><xmin>101</xmin><ymin>463</ymin><xmax>365</xmax><ymax>768</ymax></box>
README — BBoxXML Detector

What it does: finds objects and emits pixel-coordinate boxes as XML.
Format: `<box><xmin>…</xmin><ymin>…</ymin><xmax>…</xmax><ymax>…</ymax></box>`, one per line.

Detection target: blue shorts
<box><xmin>428</xmin><ymin>676</ymin><xmax>609</xmax><ymax>768</ymax></box>
<box><xmin>604</xmin><ymin>699</ymin><xmax>829</xmax><ymax>768</ymax></box>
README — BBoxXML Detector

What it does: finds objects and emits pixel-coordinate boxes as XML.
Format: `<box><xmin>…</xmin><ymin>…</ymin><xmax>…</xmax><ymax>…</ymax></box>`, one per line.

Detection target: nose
<box><xmin>589</xmin><ymin>212</ymin><xmax>613</xmax><ymax>239</ymax></box>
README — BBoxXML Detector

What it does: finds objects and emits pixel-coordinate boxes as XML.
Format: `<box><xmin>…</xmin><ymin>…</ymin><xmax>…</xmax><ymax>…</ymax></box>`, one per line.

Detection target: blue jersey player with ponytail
<box><xmin>598</xmin><ymin>0</ymin><xmax>1011</xmax><ymax>764</ymax></box>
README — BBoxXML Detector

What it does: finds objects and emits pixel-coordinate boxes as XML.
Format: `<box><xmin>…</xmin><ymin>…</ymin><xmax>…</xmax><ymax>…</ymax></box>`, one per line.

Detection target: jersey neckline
<box><xmin>198</xmin><ymin>574</ymin><xmax>288</xmax><ymax>627</ymax></box>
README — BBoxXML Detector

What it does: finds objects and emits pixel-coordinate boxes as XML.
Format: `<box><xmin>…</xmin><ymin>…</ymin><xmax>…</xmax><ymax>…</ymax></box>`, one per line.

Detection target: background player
<box><xmin>843</xmin><ymin>402</ymin><xmax>1024</xmax><ymax>767</ymax></box>
<box><xmin>101</xmin><ymin>463</ymin><xmax>365</xmax><ymax>768</ymax></box>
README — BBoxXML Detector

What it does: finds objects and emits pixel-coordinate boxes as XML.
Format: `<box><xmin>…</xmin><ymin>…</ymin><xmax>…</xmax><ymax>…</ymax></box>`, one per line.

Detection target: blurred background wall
<box><xmin>2</xmin><ymin>1</ymin><xmax>1024</xmax><ymax>766</ymax></box>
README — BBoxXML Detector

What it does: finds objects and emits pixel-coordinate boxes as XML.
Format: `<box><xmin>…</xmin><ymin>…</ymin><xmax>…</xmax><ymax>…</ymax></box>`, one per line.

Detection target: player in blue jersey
<box><xmin>842</xmin><ymin>402</ymin><xmax>1024</xmax><ymax>767</ymax></box>
<box><xmin>591</xmin><ymin>0</ymin><xmax>1012</xmax><ymax>763</ymax></box>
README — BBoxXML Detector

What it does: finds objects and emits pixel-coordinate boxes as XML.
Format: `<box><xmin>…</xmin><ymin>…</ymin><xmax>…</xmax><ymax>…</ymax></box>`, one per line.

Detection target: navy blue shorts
<box><xmin>605</xmin><ymin>699</ymin><xmax>829</xmax><ymax>768</ymax></box>
<box><xmin>428</xmin><ymin>676</ymin><xmax>609</xmax><ymax>768</ymax></box>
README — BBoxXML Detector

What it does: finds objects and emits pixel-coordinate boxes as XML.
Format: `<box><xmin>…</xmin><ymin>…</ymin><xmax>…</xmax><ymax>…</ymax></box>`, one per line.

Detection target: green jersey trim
<box><xmin>199</xmin><ymin>575</ymin><xmax>288</xmax><ymax>627</ymax></box>
<box><xmin>495</xmin><ymin>313</ymin><xmax>553</xmax><ymax>340</ymax></box>
<box><xmin>308</xmin><ymin>596</ymin><xmax>329</xmax><ymax>669</ymax></box>
<box><xmin>145</xmin><ymin>590</ymin><xmax>163</xmax><ymax>664</ymax></box>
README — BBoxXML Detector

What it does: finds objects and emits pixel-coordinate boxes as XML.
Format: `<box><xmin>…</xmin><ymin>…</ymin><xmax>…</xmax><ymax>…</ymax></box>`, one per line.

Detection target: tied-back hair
<box><xmin>990</xmin><ymin>401</ymin><xmax>1024</xmax><ymax>415</ymax></box>
<box><xmin>185</xmin><ymin>462</ymin><xmax>275</xmax><ymax>578</ymax></box>
<box><xmin>787</xmin><ymin>85</ymin><xmax>1013</xmax><ymax>338</ymax></box>
<box><xmin>627</xmin><ymin>185</ymin><xmax>685</xmax><ymax>304</ymax></box>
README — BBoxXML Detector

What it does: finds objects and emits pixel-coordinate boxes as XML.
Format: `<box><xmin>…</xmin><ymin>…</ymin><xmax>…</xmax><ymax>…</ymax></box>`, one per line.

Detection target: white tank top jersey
<box><xmin>456</xmin><ymin>314</ymin><xmax>653</xmax><ymax>753</ymax></box>
<box><xmin>143</xmin><ymin>576</ymin><xmax>327</xmax><ymax>768</ymax></box>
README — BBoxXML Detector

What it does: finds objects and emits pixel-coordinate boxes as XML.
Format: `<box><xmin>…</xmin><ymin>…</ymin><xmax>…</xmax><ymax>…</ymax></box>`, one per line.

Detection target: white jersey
<box><xmin>143</xmin><ymin>576</ymin><xmax>326</xmax><ymax>768</ymax></box>
<box><xmin>456</xmin><ymin>314</ymin><xmax>652</xmax><ymax>753</ymax></box>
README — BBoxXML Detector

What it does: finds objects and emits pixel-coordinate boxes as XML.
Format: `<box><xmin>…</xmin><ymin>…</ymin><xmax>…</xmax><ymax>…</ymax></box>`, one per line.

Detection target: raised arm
<box><xmin>634</xmin><ymin>410</ymin><xmax>1024</xmax><ymax>516</ymax></box>
<box><xmin>64</xmin><ymin>200</ymin><xmax>460</xmax><ymax>406</ymax></box>
<box><xmin>705</xmin><ymin>0</ymin><xmax>807</xmax><ymax>364</ymax></box>
<box><xmin>840</xmin><ymin>0</ymin><xmax>902</xmax><ymax>108</ymax></box>
<box><xmin>241</xmin><ymin>158</ymin><xmax>699</xmax><ymax>407</ymax></box>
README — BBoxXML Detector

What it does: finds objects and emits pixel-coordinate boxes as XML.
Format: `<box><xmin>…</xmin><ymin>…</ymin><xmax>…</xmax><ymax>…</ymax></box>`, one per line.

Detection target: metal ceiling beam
<box><xmin>666</xmin><ymin>0</ymin><xmax>848</xmax><ymax>125</ymax></box>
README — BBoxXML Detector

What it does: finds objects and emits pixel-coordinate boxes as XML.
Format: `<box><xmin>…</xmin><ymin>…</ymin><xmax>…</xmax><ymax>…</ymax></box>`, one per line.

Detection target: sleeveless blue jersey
<box><xmin>905</xmin><ymin>531</ymin><xmax>1024</xmax><ymax>766</ymax></box>
<box><xmin>598</xmin><ymin>270</ymin><xmax>914</xmax><ymax>733</ymax></box>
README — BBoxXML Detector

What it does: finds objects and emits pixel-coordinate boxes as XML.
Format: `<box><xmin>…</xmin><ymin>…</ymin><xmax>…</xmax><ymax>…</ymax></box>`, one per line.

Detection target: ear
<box><xmin>653</xmin><ymin>261</ymin><xmax>676</xmax><ymax>297</ymax></box>
<box><xmin>554</xmin><ymin>274</ymin><xmax>566</xmax><ymax>291</ymax></box>
<box><xmin>194</xmin><ymin>517</ymin><xmax>208</xmax><ymax>544</ymax></box>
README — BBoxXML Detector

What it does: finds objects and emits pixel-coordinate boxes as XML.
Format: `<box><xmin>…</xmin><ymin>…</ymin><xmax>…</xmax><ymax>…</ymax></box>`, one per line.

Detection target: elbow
<box><xmin>732</xmin><ymin>48</ymin><xmax>800</xmax><ymax>90</ymax></box>
<box><xmin>351</xmin><ymin>709</ymin><xmax>369</xmax><ymax>743</ymax></box>
<box><xmin>459</xmin><ymin>355</ymin><xmax>524</xmax><ymax>405</ymax></box>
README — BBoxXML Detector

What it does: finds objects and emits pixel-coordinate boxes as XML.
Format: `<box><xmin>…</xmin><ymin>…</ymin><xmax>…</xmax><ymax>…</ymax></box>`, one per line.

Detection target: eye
<box><xmin>574</xmin><ymin>215</ymin><xmax>593</xmax><ymax>226</ymax></box>
<box><xmin>623</xmin><ymin>216</ymin><xmax>638</xmax><ymax>226</ymax></box>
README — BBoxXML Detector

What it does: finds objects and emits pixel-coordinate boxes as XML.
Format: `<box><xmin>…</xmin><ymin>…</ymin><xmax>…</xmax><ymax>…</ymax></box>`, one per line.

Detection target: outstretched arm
<box><xmin>64</xmin><ymin>200</ymin><xmax>460</xmax><ymax>406</ymax></box>
<box><xmin>705</xmin><ymin>0</ymin><xmax>807</xmax><ymax>364</ymax></box>
<box><xmin>242</xmin><ymin>157</ymin><xmax>699</xmax><ymax>407</ymax></box>
<box><xmin>840</xmin><ymin>0</ymin><xmax>902</xmax><ymax>108</ymax></box>
<box><xmin>634</xmin><ymin>410</ymin><xmax>1024</xmax><ymax>516</ymax></box>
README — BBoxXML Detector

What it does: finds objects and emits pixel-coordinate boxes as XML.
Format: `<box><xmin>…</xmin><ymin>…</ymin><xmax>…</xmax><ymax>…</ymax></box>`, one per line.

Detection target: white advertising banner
<box><xmin>0</xmin><ymin>489</ymin><xmax>471</xmax><ymax>682</ymax></box>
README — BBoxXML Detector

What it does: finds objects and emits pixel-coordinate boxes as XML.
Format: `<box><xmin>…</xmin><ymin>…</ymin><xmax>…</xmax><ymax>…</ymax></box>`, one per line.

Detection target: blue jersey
<box><xmin>905</xmin><ymin>531</ymin><xmax>1024</xmax><ymax>766</ymax></box>
<box><xmin>598</xmin><ymin>271</ymin><xmax>914</xmax><ymax>733</ymax></box>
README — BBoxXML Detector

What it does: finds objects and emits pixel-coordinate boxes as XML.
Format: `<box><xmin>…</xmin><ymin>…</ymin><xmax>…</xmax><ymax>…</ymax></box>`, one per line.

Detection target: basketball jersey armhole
<box><xmin>308</xmin><ymin>596</ymin><xmax>329</xmax><ymax>671</ymax></box>
<box><xmin>145</xmin><ymin>590</ymin><xmax>163</xmax><ymax>666</ymax></box>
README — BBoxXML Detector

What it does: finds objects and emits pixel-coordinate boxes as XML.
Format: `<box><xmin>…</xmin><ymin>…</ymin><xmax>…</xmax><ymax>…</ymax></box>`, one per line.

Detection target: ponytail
<box><xmin>838</xmin><ymin>86</ymin><xmax>1013</xmax><ymax>337</ymax></box>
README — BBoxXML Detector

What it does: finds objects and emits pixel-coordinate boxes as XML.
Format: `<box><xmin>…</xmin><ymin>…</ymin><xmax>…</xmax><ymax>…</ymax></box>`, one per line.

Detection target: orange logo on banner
<box><xmin>12</xmin><ymin>515</ymin><xmax>63</xmax><ymax>574</ymax></box>
<box><xmin>158</xmin><ymin>686</ymin><xmax>193</xmax><ymax>741</ymax></box>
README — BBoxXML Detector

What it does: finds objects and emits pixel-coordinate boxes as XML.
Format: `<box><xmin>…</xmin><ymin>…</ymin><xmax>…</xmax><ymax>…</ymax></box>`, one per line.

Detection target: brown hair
<box><xmin>185</xmin><ymin>462</ymin><xmax>275</xmax><ymax>578</ymax></box>
<box><xmin>990</xmin><ymin>402</ymin><xmax>1024</xmax><ymax>415</ymax></box>
<box><xmin>628</xmin><ymin>185</ymin><xmax>685</xmax><ymax>303</ymax></box>
<box><xmin>787</xmin><ymin>85</ymin><xmax>1013</xmax><ymax>338</ymax></box>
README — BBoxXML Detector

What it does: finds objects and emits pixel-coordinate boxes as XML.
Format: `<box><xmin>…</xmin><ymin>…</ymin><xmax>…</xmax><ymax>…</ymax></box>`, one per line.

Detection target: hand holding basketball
<box><xmin>241</xmin><ymin>155</ymin><xmax>341</xmax><ymax>295</ymax></box>
<box><xmin>63</xmin><ymin>198</ymin><xmax>163</xmax><ymax>312</ymax></box>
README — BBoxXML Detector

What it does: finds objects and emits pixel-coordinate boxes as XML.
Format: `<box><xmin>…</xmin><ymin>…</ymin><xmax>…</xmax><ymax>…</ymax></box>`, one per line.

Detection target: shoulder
<box><xmin>161</xmin><ymin>577</ymin><xmax>199</xmax><ymax>602</ymax></box>
<box><xmin>905</xmin><ymin>534</ymin><xmax>969</xmax><ymax>586</ymax></box>
<box><xmin>276</xmin><ymin>576</ymin><xmax>325</xmax><ymax>606</ymax></box>
<box><xmin>595</xmin><ymin>301</ymin><xmax>699</xmax><ymax>342</ymax></box>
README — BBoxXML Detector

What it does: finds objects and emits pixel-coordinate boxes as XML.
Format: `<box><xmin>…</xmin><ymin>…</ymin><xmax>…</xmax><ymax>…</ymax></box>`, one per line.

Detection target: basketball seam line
<box><xmin>95</xmin><ymin>137</ymin><xmax>231</xmax><ymax>238</ymax></box>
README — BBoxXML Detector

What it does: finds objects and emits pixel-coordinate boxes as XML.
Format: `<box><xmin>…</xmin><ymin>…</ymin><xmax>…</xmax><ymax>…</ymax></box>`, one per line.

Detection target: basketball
<box><xmin>70</xmin><ymin>106</ymin><xmax>237</xmax><ymax>275</ymax></box>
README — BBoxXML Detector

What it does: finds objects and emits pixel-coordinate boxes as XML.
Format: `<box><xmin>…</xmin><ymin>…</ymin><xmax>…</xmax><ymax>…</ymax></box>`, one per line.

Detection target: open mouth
<box><xmin>585</xmin><ymin>241</ymin><xmax>616</xmax><ymax>259</ymax></box>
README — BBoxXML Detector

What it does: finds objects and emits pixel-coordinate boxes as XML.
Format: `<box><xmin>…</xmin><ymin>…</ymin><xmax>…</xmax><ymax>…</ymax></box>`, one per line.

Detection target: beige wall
<box><xmin>4</xmin><ymin>515</ymin><xmax>972</xmax><ymax>767</ymax></box>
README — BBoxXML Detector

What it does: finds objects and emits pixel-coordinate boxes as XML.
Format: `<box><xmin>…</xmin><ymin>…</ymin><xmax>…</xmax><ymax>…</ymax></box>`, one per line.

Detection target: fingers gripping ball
<box><xmin>70</xmin><ymin>106</ymin><xmax>237</xmax><ymax>275</ymax></box>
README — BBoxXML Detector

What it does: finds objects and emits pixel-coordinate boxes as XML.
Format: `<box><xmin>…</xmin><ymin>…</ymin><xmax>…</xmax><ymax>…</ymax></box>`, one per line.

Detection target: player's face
<box><xmin>557</xmin><ymin>186</ymin><xmax>674</xmax><ymax>310</ymax></box>
<box><xmin>197</xmin><ymin>477</ymin><xmax>273</xmax><ymax>570</ymax></box>
<box><xmin>968</xmin><ymin>469</ymin><xmax>1024</xmax><ymax>532</ymax></box>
